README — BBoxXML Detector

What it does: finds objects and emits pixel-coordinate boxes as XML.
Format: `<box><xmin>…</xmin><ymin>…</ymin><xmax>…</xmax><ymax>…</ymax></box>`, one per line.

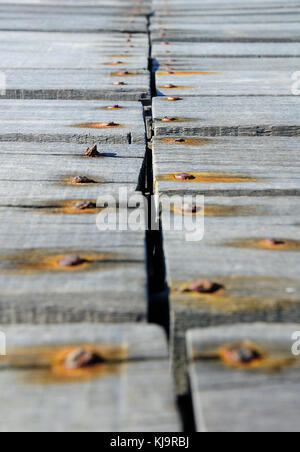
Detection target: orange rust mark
<box><xmin>71</xmin><ymin>122</ymin><xmax>121</xmax><ymax>129</ymax></box>
<box><xmin>157</xmin><ymin>116</ymin><xmax>195</xmax><ymax>123</ymax></box>
<box><xmin>159</xmin><ymin>137</ymin><xmax>213</xmax><ymax>145</ymax></box>
<box><xmin>102</xmin><ymin>61</ymin><xmax>126</xmax><ymax>66</ymax></box>
<box><xmin>109</xmin><ymin>54</ymin><xmax>133</xmax><ymax>58</ymax></box>
<box><xmin>226</xmin><ymin>238</ymin><xmax>300</xmax><ymax>251</ymax></box>
<box><xmin>170</xmin><ymin>204</ymin><xmax>260</xmax><ymax>217</ymax></box>
<box><xmin>157</xmin><ymin>71</ymin><xmax>221</xmax><ymax>76</ymax></box>
<box><xmin>65</xmin><ymin>177</ymin><xmax>100</xmax><ymax>185</ymax></box>
<box><xmin>111</xmin><ymin>71</ymin><xmax>137</xmax><ymax>77</ymax></box>
<box><xmin>158</xmin><ymin>172</ymin><xmax>259</xmax><ymax>183</ymax></box>
<box><xmin>5</xmin><ymin>344</ymin><xmax>127</xmax><ymax>384</ymax></box>
<box><xmin>158</xmin><ymin>84</ymin><xmax>194</xmax><ymax>89</ymax></box>
<box><xmin>219</xmin><ymin>341</ymin><xmax>264</xmax><ymax>369</ymax></box>
<box><xmin>25</xmin><ymin>200</ymin><xmax>99</xmax><ymax>215</ymax></box>
<box><xmin>0</xmin><ymin>249</ymin><xmax>120</xmax><ymax>275</ymax></box>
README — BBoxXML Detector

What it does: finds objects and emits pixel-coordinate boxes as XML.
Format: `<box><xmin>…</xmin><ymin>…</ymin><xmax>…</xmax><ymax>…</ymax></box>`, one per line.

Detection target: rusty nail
<box><xmin>174</xmin><ymin>138</ymin><xmax>186</xmax><ymax>143</ymax></box>
<box><xmin>73</xmin><ymin>201</ymin><xmax>96</xmax><ymax>211</ymax></box>
<box><xmin>84</xmin><ymin>144</ymin><xmax>100</xmax><ymax>157</ymax></box>
<box><xmin>106</xmin><ymin>104</ymin><xmax>121</xmax><ymax>110</ymax></box>
<box><xmin>162</xmin><ymin>84</ymin><xmax>177</xmax><ymax>89</ymax></box>
<box><xmin>162</xmin><ymin>116</ymin><xmax>176</xmax><ymax>122</ymax></box>
<box><xmin>174</xmin><ymin>173</ymin><xmax>196</xmax><ymax>181</ymax></box>
<box><xmin>222</xmin><ymin>343</ymin><xmax>262</xmax><ymax>365</ymax></box>
<box><xmin>103</xmin><ymin>121</ymin><xmax>119</xmax><ymax>127</ymax></box>
<box><xmin>112</xmin><ymin>61</ymin><xmax>124</xmax><ymax>65</ymax></box>
<box><xmin>58</xmin><ymin>254</ymin><xmax>86</xmax><ymax>268</ymax></box>
<box><xmin>64</xmin><ymin>348</ymin><xmax>102</xmax><ymax>369</ymax></box>
<box><xmin>264</xmin><ymin>238</ymin><xmax>286</xmax><ymax>246</ymax></box>
<box><xmin>71</xmin><ymin>176</ymin><xmax>96</xmax><ymax>184</ymax></box>
<box><xmin>186</xmin><ymin>278</ymin><xmax>223</xmax><ymax>294</ymax></box>
<box><xmin>181</xmin><ymin>203</ymin><xmax>201</xmax><ymax>214</ymax></box>
<box><xmin>166</xmin><ymin>96</ymin><xmax>181</xmax><ymax>102</ymax></box>
<box><xmin>115</xmin><ymin>71</ymin><xmax>130</xmax><ymax>76</ymax></box>
<box><xmin>113</xmin><ymin>81</ymin><xmax>126</xmax><ymax>86</ymax></box>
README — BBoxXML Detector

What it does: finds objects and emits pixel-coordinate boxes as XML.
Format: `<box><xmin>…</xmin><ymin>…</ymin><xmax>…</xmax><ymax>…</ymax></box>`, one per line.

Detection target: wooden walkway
<box><xmin>0</xmin><ymin>0</ymin><xmax>299</xmax><ymax>433</ymax></box>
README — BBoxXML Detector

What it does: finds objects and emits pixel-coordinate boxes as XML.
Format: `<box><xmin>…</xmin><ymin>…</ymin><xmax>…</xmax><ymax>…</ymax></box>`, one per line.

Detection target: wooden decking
<box><xmin>0</xmin><ymin>0</ymin><xmax>299</xmax><ymax>433</ymax></box>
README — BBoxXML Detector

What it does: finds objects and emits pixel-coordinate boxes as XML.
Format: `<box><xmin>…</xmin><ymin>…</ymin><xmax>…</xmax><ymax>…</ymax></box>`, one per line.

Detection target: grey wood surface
<box><xmin>0</xmin><ymin>323</ymin><xmax>181</xmax><ymax>432</ymax></box>
<box><xmin>153</xmin><ymin>97</ymin><xmax>300</xmax><ymax>137</ymax></box>
<box><xmin>187</xmin><ymin>323</ymin><xmax>300</xmax><ymax>432</ymax></box>
<box><xmin>0</xmin><ymin>100</ymin><xmax>146</xmax><ymax>144</ymax></box>
<box><xmin>1</xmin><ymin>69</ymin><xmax>150</xmax><ymax>101</ymax></box>
<box><xmin>155</xmin><ymin>71</ymin><xmax>296</xmax><ymax>96</ymax></box>
<box><xmin>153</xmin><ymin>136</ymin><xmax>300</xmax><ymax>195</ymax></box>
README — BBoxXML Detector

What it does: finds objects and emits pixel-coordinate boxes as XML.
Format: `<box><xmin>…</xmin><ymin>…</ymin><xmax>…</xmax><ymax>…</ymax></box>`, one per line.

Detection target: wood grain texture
<box><xmin>0</xmin><ymin>99</ymin><xmax>146</xmax><ymax>144</ymax></box>
<box><xmin>0</xmin><ymin>324</ymin><xmax>180</xmax><ymax>432</ymax></box>
<box><xmin>187</xmin><ymin>323</ymin><xmax>300</xmax><ymax>432</ymax></box>
<box><xmin>153</xmin><ymin>97</ymin><xmax>300</xmax><ymax>137</ymax></box>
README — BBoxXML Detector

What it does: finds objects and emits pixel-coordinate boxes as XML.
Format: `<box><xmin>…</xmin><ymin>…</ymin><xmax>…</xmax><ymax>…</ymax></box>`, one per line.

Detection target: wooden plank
<box><xmin>156</xmin><ymin>71</ymin><xmax>295</xmax><ymax>96</ymax></box>
<box><xmin>0</xmin><ymin>323</ymin><xmax>181</xmax><ymax>432</ymax></box>
<box><xmin>0</xmin><ymin>99</ymin><xmax>146</xmax><ymax>144</ymax></box>
<box><xmin>153</xmin><ymin>97</ymin><xmax>300</xmax><ymax>137</ymax></box>
<box><xmin>153</xmin><ymin>57</ymin><xmax>300</xmax><ymax>71</ymax></box>
<box><xmin>1</xmin><ymin>69</ymin><xmax>150</xmax><ymax>101</ymax></box>
<box><xmin>187</xmin><ymin>323</ymin><xmax>300</xmax><ymax>432</ymax></box>
<box><xmin>153</xmin><ymin>136</ymin><xmax>300</xmax><ymax>196</ymax></box>
<box><xmin>152</xmin><ymin>42</ymin><xmax>300</xmax><ymax>58</ymax></box>
<box><xmin>151</xmin><ymin>12</ymin><xmax>300</xmax><ymax>24</ymax></box>
<box><xmin>151</xmin><ymin>22</ymin><xmax>300</xmax><ymax>42</ymax></box>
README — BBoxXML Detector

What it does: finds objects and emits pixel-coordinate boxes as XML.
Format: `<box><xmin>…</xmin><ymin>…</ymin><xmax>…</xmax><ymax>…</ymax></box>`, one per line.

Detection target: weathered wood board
<box><xmin>0</xmin><ymin>31</ymin><xmax>148</xmax><ymax>70</ymax></box>
<box><xmin>0</xmin><ymin>100</ymin><xmax>146</xmax><ymax>144</ymax></box>
<box><xmin>151</xmin><ymin>12</ymin><xmax>300</xmax><ymax>24</ymax></box>
<box><xmin>152</xmin><ymin>42</ymin><xmax>300</xmax><ymax>58</ymax></box>
<box><xmin>187</xmin><ymin>323</ymin><xmax>300</xmax><ymax>432</ymax></box>
<box><xmin>156</xmin><ymin>71</ymin><xmax>296</xmax><ymax>96</ymax></box>
<box><xmin>151</xmin><ymin>22</ymin><xmax>300</xmax><ymax>42</ymax></box>
<box><xmin>1</xmin><ymin>69</ymin><xmax>150</xmax><ymax>101</ymax></box>
<box><xmin>153</xmin><ymin>57</ymin><xmax>300</xmax><ymax>72</ymax></box>
<box><xmin>153</xmin><ymin>136</ymin><xmax>300</xmax><ymax>196</ymax></box>
<box><xmin>153</xmin><ymin>97</ymin><xmax>300</xmax><ymax>137</ymax></box>
<box><xmin>0</xmin><ymin>323</ymin><xmax>181</xmax><ymax>432</ymax></box>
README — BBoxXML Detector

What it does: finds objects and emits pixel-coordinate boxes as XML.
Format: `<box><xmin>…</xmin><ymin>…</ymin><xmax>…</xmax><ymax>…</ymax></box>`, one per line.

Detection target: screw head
<box><xmin>222</xmin><ymin>343</ymin><xmax>262</xmax><ymax>365</ymax></box>
<box><xmin>264</xmin><ymin>238</ymin><xmax>285</xmax><ymax>246</ymax></box>
<box><xmin>64</xmin><ymin>348</ymin><xmax>101</xmax><ymax>369</ymax></box>
<box><xmin>181</xmin><ymin>203</ymin><xmax>201</xmax><ymax>214</ymax></box>
<box><xmin>71</xmin><ymin>176</ymin><xmax>95</xmax><ymax>184</ymax></box>
<box><xmin>174</xmin><ymin>173</ymin><xmax>195</xmax><ymax>181</ymax></box>
<box><xmin>162</xmin><ymin>116</ymin><xmax>176</xmax><ymax>122</ymax></box>
<box><xmin>73</xmin><ymin>201</ymin><xmax>96</xmax><ymax>211</ymax></box>
<box><xmin>58</xmin><ymin>254</ymin><xmax>86</xmax><ymax>268</ymax></box>
<box><xmin>84</xmin><ymin>144</ymin><xmax>100</xmax><ymax>157</ymax></box>
<box><xmin>106</xmin><ymin>105</ymin><xmax>121</xmax><ymax>110</ymax></box>
<box><xmin>187</xmin><ymin>278</ymin><xmax>223</xmax><ymax>294</ymax></box>
<box><xmin>162</xmin><ymin>84</ymin><xmax>177</xmax><ymax>89</ymax></box>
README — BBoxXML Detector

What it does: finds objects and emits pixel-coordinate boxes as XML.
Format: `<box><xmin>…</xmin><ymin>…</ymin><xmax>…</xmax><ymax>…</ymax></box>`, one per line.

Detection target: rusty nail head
<box><xmin>222</xmin><ymin>343</ymin><xmax>262</xmax><ymax>365</ymax></box>
<box><xmin>187</xmin><ymin>278</ymin><xmax>223</xmax><ymax>294</ymax></box>
<box><xmin>174</xmin><ymin>138</ymin><xmax>186</xmax><ymax>143</ymax></box>
<box><xmin>166</xmin><ymin>96</ymin><xmax>181</xmax><ymax>101</ymax></box>
<box><xmin>71</xmin><ymin>176</ymin><xmax>95</xmax><ymax>184</ymax></box>
<box><xmin>84</xmin><ymin>144</ymin><xmax>100</xmax><ymax>157</ymax></box>
<box><xmin>265</xmin><ymin>238</ymin><xmax>286</xmax><ymax>246</ymax></box>
<box><xmin>103</xmin><ymin>121</ymin><xmax>119</xmax><ymax>127</ymax></box>
<box><xmin>107</xmin><ymin>104</ymin><xmax>121</xmax><ymax>110</ymax></box>
<box><xmin>163</xmin><ymin>84</ymin><xmax>177</xmax><ymax>89</ymax></box>
<box><xmin>181</xmin><ymin>203</ymin><xmax>201</xmax><ymax>214</ymax></box>
<box><xmin>162</xmin><ymin>116</ymin><xmax>176</xmax><ymax>122</ymax></box>
<box><xmin>113</xmin><ymin>81</ymin><xmax>126</xmax><ymax>86</ymax></box>
<box><xmin>174</xmin><ymin>173</ymin><xmax>196</xmax><ymax>181</ymax></box>
<box><xmin>64</xmin><ymin>348</ymin><xmax>102</xmax><ymax>369</ymax></box>
<box><xmin>58</xmin><ymin>254</ymin><xmax>86</xmax><ymax>268</ymax></box>
<box><xmin>73</xmin><ymin>201</ymin><xmax>96</xmax><ymax>210</ymax></box>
